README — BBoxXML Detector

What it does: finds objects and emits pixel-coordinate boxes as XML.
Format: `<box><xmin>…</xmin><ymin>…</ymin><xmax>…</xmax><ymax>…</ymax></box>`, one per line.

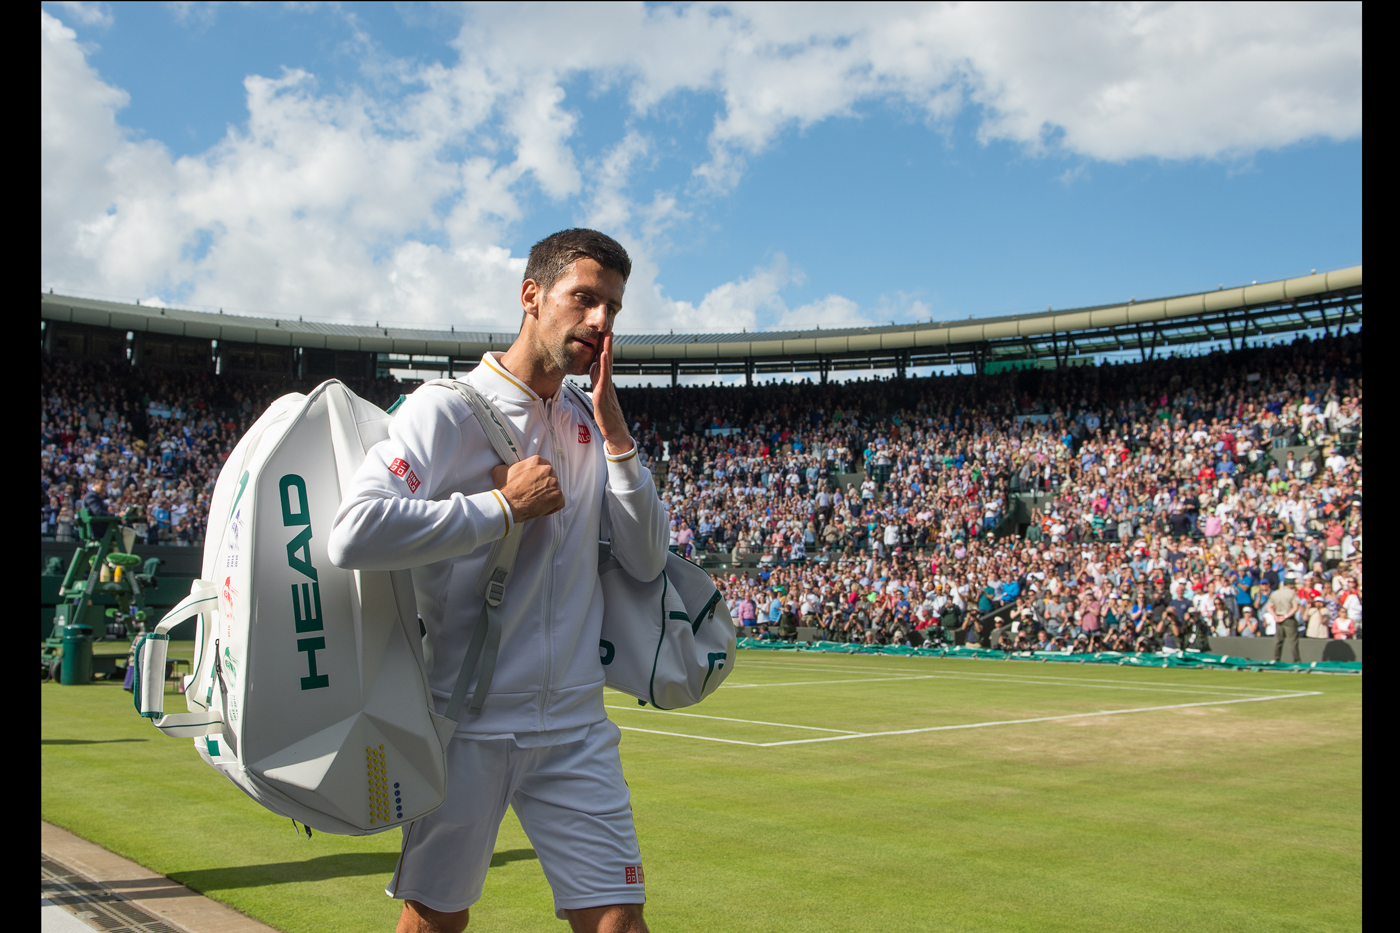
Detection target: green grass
<box><xmin>91</xmin><ymin>638</ymin><xmax>195</xmax><ymax>660</ymax></box>
<box><xmin>42</xmin><ymin>650</ymin><xmax>1361</xmax><ymax>932</ymax></box>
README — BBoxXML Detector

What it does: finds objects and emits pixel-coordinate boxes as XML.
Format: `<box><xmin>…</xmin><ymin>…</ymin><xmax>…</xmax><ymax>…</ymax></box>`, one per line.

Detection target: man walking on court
<box><xmin>330</xmin><ymin>229</ymin><xmax>668</xmax><ymax>933</ymax></box>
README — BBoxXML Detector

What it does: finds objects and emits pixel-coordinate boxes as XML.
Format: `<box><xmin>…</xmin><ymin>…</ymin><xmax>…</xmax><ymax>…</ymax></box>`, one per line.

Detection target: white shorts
<box><xmin>386</xmin><ymin>719</ymin><xmax>645</xmax><ymax>918</ymax></box>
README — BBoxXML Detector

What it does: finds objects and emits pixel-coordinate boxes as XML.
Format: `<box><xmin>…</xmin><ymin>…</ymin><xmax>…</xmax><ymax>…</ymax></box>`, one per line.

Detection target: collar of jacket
<box><xmin>473</xmin><ymin>352</ymin><xmax>563</xmax><ymax>405</ymax></box>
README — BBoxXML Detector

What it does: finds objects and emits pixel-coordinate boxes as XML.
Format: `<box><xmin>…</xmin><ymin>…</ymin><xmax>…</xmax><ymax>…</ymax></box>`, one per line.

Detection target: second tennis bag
<box><xmin>597</xmin><ymin>546</ymin><xmax>737</xmax><ymax>710</ymax></box>
<box><xmin>557</xmin><ymin>385</ymin><xmax>737</xmax><ymax>709</ymax></box>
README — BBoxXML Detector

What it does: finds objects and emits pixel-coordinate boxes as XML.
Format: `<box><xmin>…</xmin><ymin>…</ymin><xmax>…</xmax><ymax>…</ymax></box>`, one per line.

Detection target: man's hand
<box><xmin>492</xmin><ymin>456</ymin><xmax>564</xmax><ymax>522</ymax></box>
<box><xmin>588</xmin><ymin>333</ymin><xmax>635</xmax><ymax>457</ymax></box>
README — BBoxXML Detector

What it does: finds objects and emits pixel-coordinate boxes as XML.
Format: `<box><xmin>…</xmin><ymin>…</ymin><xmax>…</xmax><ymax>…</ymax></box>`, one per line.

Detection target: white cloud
<box><xmin>166</xmin><ymin>2</ymin><xmax>225</xmax><ymax>29</ymax></box>
<box><xmin>41</xmin><ymin>11</ymin><xmax>164</xmax><ymax>296</ymax></box>
<box><xmin>41</xmin><ymin>3</ymin><xmax>1361</xmax><ymax>331</ymax></box>
<box><xmin>630</xmin><ymin>257</ymin><xmax>894</xmax><ymax>335</ymax></box>
<box><xmin>772</xmin><ymin>295</ymin><xmax>876</xmax><ymax>332</ymax></box>
<box><xmin>41</xmin><ymin>10</ymin><xmax>515</xmax><ymax>326</ymax></box>
<box><xmin>504</xmin><ymin>78</ymin><xmax>582</xmax><ymax>201</ymax></box>
<box><xmin>952</xmin><ymin>3</ymin><xmax>1363</xmax><ymax>161</ymax></box>
<box><xmin>584</xmin><ymin>131</ymin><xmax>652</xmax><ymax>232</ymax></box>
<box><xmin>52</xmin><ymin>1</ymin><xmax>112</xmax><ymax>28</ymax></box>
<box><xmin>655</xmin><ymin>256</ymin><xmax>793</xmax><ymax>335</ymax></box>
<box><xmin>680</xmin><ymin>2</ymin><xmax>1361</xmax><ymax>185</ymax></box>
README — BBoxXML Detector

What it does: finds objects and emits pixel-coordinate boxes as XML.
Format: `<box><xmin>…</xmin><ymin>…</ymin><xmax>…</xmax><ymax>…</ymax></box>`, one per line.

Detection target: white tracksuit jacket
<box><xmin>327</xmin><ymin>353</ymin><xmax>669</xmax><ymax>739</ymax></box>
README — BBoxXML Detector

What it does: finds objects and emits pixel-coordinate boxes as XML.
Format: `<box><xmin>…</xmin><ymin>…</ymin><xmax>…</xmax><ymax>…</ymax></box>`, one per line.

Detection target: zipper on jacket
<box><xmin>539</xmin><ymin>395</ymin><xmax>566</xmax><ymax>731</ymax></box>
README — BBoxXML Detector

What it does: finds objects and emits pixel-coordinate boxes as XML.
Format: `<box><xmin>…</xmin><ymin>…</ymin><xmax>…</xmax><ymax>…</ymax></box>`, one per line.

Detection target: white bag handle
<box><xmin>135</xmin><ymin>581</ymin><xmax>226</xmax><ymax>738</ymax></box>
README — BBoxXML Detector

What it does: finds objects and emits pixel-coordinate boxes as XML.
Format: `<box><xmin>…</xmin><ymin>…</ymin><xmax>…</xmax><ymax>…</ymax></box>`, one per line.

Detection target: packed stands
<box><xmin>40</xmin><ymin>331</ymin><xmax>1362</xmax><ymax>652</ymax></box>
<box><xmin>39</xmin><ymin>357</ymin><xmax>401</xmax><ymax>547</ymax></box>
<box><xmin>628</xmin><ymin>333</ymin><xmax>1363</xmax><ymax>650</ymax></box>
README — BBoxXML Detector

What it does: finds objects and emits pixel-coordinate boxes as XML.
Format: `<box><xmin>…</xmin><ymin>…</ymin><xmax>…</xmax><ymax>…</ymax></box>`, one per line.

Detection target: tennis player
<box><xmin>330</xmin><ymin>228</ymin><xmax>668</xmax><ymax>933</ymax></box>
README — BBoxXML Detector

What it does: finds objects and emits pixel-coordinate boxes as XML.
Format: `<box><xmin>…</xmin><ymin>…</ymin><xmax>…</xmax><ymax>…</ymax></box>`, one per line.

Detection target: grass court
<box><xmin>42</xmin><ymin>647</ymin><xmax>1361</xmax><ymax>932</ymax></box>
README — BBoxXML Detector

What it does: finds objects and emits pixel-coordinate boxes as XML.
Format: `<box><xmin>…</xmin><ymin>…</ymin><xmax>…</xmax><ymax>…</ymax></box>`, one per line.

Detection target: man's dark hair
<box><xmin>523</xmin><ymin>228</ymin><xmax>631</xmax><ymax>298</ymax></box>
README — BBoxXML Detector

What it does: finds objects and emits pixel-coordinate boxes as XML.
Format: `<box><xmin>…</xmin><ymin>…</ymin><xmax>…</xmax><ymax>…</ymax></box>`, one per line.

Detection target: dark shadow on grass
<box><xmin>490</xmin><ymin>848</ymin><xmax>537</xmax><ymax>868</ymax></box>
<box><xmin>172</xmin><ymin>853</ymin><xmax>400</xmax><ymax>891</ymax></box>
<box><xmin>169</xmin><ymin>848</ymin><xmax>538</xmax><ymax>892</ymax></box>
<box><xmin>42</xmin><ymin>738</ymin><xmax>148</xmax><ymax>745</ymax></box>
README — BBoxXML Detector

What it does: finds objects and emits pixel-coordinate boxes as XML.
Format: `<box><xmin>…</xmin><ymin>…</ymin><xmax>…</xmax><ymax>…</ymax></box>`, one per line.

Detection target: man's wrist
<box><xmin>603</xmin><ymin>435</ymin><xmax>635</xmax><ymax>459</ymax></box>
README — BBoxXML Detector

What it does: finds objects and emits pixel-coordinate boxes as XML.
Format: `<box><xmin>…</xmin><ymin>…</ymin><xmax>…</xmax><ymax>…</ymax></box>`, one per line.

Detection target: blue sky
<box><xmin>42</xmin><ymin>2</ymin><xmax>1361</xmax><ymax>347</ymax></box>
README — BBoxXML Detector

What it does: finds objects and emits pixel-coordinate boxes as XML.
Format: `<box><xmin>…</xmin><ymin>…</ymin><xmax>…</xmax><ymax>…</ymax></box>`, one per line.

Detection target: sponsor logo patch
<box><xmin>406</xmin><ymin>470</ymin><xmax>421</xmax><ymax>493</ymax></box>
<box><xmin>578</xmin><ymin>423</ymin><xmax>592</xmax><ymax>444</ymax></box>
<box><xmin>389</xmin><ymin>457</ymin><xmax>410</xmax><ymax>477</ymax></box>
<box><xmin>221</xmin><ymin>575</ymin><xmax>239</xmax><ymax>638</ymax></box>
<box><xmin>624</xmin><ymin>865</ymin><xmax>644</xmax><ymax>885</ymax></box>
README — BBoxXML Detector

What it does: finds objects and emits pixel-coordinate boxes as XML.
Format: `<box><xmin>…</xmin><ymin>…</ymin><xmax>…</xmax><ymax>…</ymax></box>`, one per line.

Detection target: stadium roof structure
<box><xmin>42</xmin><ymin>264</ymin><xmax>1361</xmax><ymax>383</ymax></box>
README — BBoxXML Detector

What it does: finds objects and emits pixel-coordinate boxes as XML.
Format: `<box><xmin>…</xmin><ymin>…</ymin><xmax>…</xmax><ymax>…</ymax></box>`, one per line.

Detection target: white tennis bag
<box><xmin>134</xmin><ymin>380</ymin><xmax>498</xmax><ymax>836</ymax></box>
<box><xmin>559</xmin><ymin>385</ymin><xmax>737</xmax><ymax>710</ymax></box>
<box><xmin>598</xmin><ymin>548</ymin><xmax>736</xmax><ymax>709</ymax></box>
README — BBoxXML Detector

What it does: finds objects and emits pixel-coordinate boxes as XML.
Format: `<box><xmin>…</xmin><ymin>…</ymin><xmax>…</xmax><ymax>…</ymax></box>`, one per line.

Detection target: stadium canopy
<box><xmin>41</xmin><ymin>265</ymin><xmax>1360</xmax><ymax>384</ymax></box>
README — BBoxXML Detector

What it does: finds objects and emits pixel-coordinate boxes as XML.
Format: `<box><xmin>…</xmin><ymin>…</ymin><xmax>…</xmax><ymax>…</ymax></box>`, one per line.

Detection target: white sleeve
<box><xmin>604</xmin><ymin>443</ymin><xmax>670</xmax><ymax>584</ymax></box>
<box><xmin>327</xmin><ymin>389</ymin><xmax>512</xmax><ymax>571</ymax></box>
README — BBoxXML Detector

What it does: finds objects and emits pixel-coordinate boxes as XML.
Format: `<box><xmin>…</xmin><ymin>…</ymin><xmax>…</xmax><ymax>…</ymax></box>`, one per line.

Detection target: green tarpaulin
<box><xmin>736</xmin><ymin>638</ymin><xmax>1361</xmax><ymax>674</ymax></box>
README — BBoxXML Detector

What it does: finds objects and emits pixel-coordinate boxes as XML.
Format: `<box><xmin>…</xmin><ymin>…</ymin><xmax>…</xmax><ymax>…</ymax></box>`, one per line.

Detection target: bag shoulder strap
<box><xmin>563</xmin><ymin>381</ymin><xmax>596</xmax><ymax>424</ymax></box>
<box><xmin>419</xmin><ymin>378</ymin><xmax>522</xmax><ymax>724</ymax></box>
<box><xmin>422</xmin><ymin>378</ymin><xmax>522</xmax><ymax>465</ymax></box>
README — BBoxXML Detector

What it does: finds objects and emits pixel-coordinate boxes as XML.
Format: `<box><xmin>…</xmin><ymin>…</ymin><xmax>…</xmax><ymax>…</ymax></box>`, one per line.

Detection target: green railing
<box><xmin>736</xmin><ymin>638</ymin><xmax>1361</xmax><ymax>673</ymax></box>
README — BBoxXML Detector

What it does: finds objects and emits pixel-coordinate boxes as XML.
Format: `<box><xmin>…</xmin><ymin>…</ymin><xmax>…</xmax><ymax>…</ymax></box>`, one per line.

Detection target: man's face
<box><xmin>523</xmin><ymin>258</ymin><xmax>625</xmax><ymax>376</ymax></box>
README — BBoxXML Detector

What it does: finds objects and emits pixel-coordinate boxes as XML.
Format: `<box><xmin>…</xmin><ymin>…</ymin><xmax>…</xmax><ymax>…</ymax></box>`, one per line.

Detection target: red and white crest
<box><xmin>624</xmin><ymin>865</ymin><xmax>644</xmax><ymax>885</ymax></box>
<box><xmin>578</xmin><ymin>423</ymin><xmax>592</xmax><ymax>444</ymax></box>
<box><xmin>405</xmin><ymin>470</ymin><xmax>421</xmax><ymax>493</ymax></box>
<box><xmin>389</xmin><ymin>457</ymin><xmax>410</xmax><ymax>477</ymax></box>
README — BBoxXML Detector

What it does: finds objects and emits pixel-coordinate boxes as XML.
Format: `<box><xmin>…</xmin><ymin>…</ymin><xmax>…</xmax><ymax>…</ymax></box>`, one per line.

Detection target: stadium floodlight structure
<box><xmin>41</xmin><ymin>265</ymin><xmax>1360</xmax><ymax>385</ymax></box>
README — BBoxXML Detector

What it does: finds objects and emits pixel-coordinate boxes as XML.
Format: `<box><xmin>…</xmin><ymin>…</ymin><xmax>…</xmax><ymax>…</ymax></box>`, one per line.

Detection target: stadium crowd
<box><xmin>623</xmin><ymin>333</ymin><xmax>1363</xmax><ymax>653</ymax></box>
<box><xmin>39</xmin><ymin>357</ymin><xmax>400</xmax><ymax>547</ymax></box>
<box><xmin>40</xmin><ymin>330</ymin><xmax>1362</xmax><ymax>654</ymax></box>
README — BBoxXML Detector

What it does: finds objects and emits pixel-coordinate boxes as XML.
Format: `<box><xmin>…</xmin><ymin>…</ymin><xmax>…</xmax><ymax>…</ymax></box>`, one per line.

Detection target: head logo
<box><xmin>578</xmin><ymin>423</ymin><xmax>592</xmax><ymax>444</ymax></box>
<box><xmin>280</xmin><ymin>474</ymin><xmax>330</xmax><ymax>691</ymax></box>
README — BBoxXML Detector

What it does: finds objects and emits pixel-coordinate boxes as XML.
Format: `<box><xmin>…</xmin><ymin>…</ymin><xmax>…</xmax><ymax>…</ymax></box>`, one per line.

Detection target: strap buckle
<box><xmin>485</xmin><ymin>567</ymin><xmax>509</xmax><ymax>606</ymax></box>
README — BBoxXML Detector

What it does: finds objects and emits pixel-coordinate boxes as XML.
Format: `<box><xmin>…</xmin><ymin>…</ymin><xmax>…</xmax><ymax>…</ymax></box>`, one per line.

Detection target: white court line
<box><xmin>737</xmin><ymin>657</ymin><xmax>1301</xmax><ymax>691</ymax></box>
<box><xmin>736</xmin><ymin>655</ymin><xmax>1295</xmax><ymax>685</ymax></box>
<box><xmin>615</xmin><ymin>691</ymin><xmax>1323</xmax><ymax>748</ymax></box>
<box><xmin>605</xmin><ymin>704</ymin><xmax>861</xmax><ymax>733</ymax></box>
<box><xmin>736</xmin><ymin>659</ymin><xmax>1299</xmax><ymax>696</ymax></box>
<box><xmin>723</xmin><ymin>675</ymin><xmax>938</xmax><ymax>689</ymax></box>
<box><xmin>614</xmin><ymin>726</ymin><xmax>763</xmax><ymax>746</ymax></box>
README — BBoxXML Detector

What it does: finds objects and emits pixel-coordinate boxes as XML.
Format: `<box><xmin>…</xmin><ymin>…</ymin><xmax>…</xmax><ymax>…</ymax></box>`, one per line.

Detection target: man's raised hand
<box><xmin>492</xmin><ymin>456</ymin><xmax>564</xmax><ymax>522</ymax></box>
<box><xmin>588</xmin><ymin>332</ymin><xmax>634</xmax><ymax>457</ymax></box>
